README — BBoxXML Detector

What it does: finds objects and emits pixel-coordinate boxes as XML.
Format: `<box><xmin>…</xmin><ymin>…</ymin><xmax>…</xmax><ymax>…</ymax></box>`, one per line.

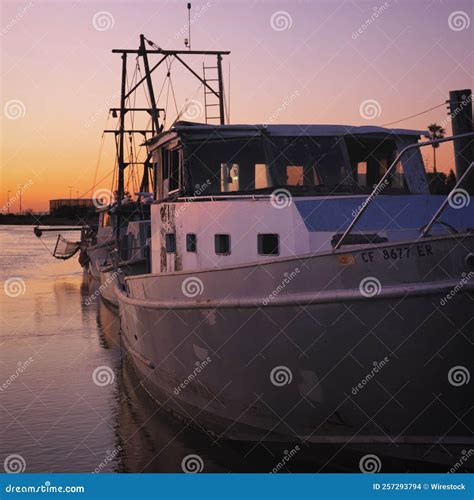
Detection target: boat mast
<box><xmin>106</xmin><ymin>36</ymin><xmax>230</xmax><ymax>213</ymax></box>
<box><xmin>139</xmin><ymin>34</ymin><xmax>160</xmax><ymax>135</ymax></box>
<box><xmin>117</xmin><ymin>53</ymin><xmax>127</xmax><ymax>211</ymax></box>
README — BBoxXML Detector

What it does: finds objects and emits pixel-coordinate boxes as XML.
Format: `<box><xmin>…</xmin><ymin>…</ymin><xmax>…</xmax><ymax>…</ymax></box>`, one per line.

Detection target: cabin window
<box><xmin>356</xmin><ymin>162</ymin><xmax>367</xmax><ymax>186</ymax></box>
<box><xmin>345</xmin><ymin>137</ymin><xmax>403</xmax><ymax>190</ymax></box>
<box><xmin>390</xmin><ymin>161</ymin><xmax>404</xmax><ymax>188</ymax></box>
<box><xmin>164</xmin><ymin>148</ymin><xmax>180</xmax><ymax>193</ymax></box>
<box><xmin>255</xmin><ymin>164</ymin><xmax>273</xmax><ymax>189</ymax></box>
<box><xmin>101</xmin><ymin>212</ymin><xmax>110</xmax><ymax>228</ymax></box>
<box><xmin>165</xmin><ymin>233</ymin><xmax>176</xmax><ymax>253</ymax></box>
<box><xmin>186</xmin><ymin>233</ymin><xmax>197</xmax><ymax>252</ymax></box>
<box><xmin>186</xmin><ymin>136</ymin><xmax>354</xmax><ymax>194</ymax></box>
<box><xmin>258</xmin><ymin>234</ymin><xmax>279</xmax><ymax>255</ymax></box>
<box><xmin>221</xmin><ymin>163</ymin><xmax>240</xmax><ymax>192</ymax></box>
<box><xmin>285</xmin><ymin>165</ymin><xmax>321</xmax><ymax>186</ymax></box>
<box><xmin>215</xmin><ymin>234</ymin><xmax>231</xmax><ymax>255</ymax></box>
<box><xmin>286</xmin><ymin>166</ymin><xmax>304</xmax><ymax>185</ymax></box>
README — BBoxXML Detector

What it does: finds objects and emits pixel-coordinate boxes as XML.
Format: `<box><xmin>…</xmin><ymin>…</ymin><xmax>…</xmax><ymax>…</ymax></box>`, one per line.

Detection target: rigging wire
<box><xmin>77</xmin><ymin>169</ymin><xmax>115</xmax><ymax>200</ymax></box>
<box><xmin>381</xmin><ymin>102</ymin><xmax>446</xmax><ymax>127</ymax></box>
<box><xmin>88</xmin><ymin>111</ymin><xmax>111</xmax><ymax>199</ymax></box>
<box><xmin>167</xmin><ymin>57</ymin><xmax>180</xmax><ymax>122</ymax></box>
<box><xmin>171</xmin><ymin>82</ymin><xmax>203</xmax><ymax>128</ymax></box>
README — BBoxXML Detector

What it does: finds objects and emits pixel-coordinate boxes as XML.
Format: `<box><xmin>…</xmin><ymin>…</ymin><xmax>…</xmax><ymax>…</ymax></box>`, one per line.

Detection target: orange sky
<box><xmin>1</xmin><ymin>0</ymin><xmax>472</xmax><ymax>212</ymax></box>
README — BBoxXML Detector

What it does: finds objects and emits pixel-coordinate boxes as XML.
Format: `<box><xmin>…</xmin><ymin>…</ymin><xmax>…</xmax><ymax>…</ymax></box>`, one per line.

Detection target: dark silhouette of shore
<box><xmin>0</xmin><ymin>213</ymin><xmax>97</xmax><ymax>226</ymax></box>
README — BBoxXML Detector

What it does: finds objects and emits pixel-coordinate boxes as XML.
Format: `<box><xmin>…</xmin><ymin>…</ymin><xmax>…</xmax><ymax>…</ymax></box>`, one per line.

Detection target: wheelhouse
<box><xmin>148</xmin><ymin>123</ymin><xmax>429</xmax><ymax>201</ymax></box>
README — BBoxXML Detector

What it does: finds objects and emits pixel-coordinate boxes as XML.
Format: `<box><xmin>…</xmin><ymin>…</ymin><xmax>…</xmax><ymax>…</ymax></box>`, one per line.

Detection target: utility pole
<box><xmin>68</xmin><ymin>185</ymin><xmax>72</xmax><ymax>201</ymax></box>
<box><xmin>7</xmin><ymin>190</ymin><xmax>11</xmax><ymax>214</ymax></box>
<box><xmin>19</xmin><ymin>185</ymin><xmax>22</xmax><ymax>215</ymax></box>
<box><xmin>449</xmin><ymin>89</ymin><xmax>474</xmax><ymax>192</ymax></box>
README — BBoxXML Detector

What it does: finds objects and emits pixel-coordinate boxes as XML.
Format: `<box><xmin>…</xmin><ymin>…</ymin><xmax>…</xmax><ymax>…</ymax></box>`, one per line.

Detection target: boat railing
<box><xmin>177</xmin><ymin>194</ymin><xmax>273</xmax><ymax>202</ymax></box>
<box><xmin>419</xmin><ymin>161</ymin><xmax>474</xmax><ymax>238</ymax></box>
<box><xmin>333</xmin><ymin>132</ymin><xmax>474</xmax><ymax>250</ymax></box>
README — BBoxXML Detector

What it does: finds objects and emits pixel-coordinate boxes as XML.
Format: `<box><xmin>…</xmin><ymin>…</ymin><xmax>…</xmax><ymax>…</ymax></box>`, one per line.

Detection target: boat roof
<box><xmin>147</xmin><ymin>122</ymin><xmax>427</xmax><ymax>147</ymax></box>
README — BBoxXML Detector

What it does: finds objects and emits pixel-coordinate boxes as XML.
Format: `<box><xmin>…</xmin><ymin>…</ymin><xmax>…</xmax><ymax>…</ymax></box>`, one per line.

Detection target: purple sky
<box><xmin>1</xmin><ymin>0</ymin><xmax>472</xmax><ymax>210</ymax></box>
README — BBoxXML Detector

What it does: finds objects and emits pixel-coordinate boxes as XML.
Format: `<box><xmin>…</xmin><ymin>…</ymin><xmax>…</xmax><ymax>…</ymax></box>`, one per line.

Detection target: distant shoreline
<box><xmin>0</xmin><ymin>214</ymin><xmax>97</xmax><ymax>226</ymax></box>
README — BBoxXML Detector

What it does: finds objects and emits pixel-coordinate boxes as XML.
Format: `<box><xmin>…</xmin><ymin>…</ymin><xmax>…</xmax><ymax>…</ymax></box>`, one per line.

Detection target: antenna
<box><xmin>185</xmin><ymin>3</ymin><xmax>192</xmax><ymax>50</ymax></box>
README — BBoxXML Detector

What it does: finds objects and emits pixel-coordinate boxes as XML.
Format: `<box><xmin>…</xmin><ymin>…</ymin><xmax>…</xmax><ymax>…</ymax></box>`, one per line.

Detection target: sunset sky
<box><xmin>1</xmin><ymin>0</ymin><xmax>472</xmax><ymax>212</ymax></box>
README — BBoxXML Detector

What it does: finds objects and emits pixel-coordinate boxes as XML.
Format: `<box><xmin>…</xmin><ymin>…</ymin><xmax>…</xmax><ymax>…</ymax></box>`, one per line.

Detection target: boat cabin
<box><xmin>144</xmin><ymin>123</ymin><xmax>472</xmax><ymax>274</ymax></box>
<box><xmin>148</xmin><ymin>123</ymin><xmax>429</xmax><ymax>200</ymax></box>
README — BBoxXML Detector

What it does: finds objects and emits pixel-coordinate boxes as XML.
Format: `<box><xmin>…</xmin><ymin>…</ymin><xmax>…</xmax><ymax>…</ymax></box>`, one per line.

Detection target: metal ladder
<box><xmin>202</xmin><ymin>63</ymin><xmax>221</xmax><ymax>123</ymax></box>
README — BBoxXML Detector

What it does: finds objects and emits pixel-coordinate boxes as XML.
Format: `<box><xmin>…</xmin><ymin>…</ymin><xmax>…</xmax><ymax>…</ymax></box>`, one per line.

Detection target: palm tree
<box><xmin>427</xmin><ymin>123</ymin><xmax>446</xmax><ymax>173</ymax></box>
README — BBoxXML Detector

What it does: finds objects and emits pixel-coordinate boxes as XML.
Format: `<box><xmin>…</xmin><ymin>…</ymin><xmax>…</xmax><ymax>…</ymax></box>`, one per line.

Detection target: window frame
<box><xmin>257</xmin><ymin>233</ymin><xmax>280</xmax><ymax>256</ymax></box>
<box><xmin>165</xmin><ymin>233</ymin><xmax>176</xmax><ymax>253</ymax></box>
<box><xmin>186</xmin><ymin>233</ymin><xmax>197</xmax><ymax>253</ymax></box>
<box><xmin>214</xmin><ymin>234</ymin><xmax>231</xmax><ymax>255</ymax></box>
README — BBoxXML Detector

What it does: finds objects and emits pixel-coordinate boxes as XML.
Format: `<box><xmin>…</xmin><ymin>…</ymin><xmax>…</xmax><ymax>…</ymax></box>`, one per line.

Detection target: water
<box><xmin>0</xmin><ymin>226</ymin><xmax>466</xmax><ymax>473</ymax></box>
<box><xmin>0</xmin><ymin>226</ymin><xmax>292</xmax><ymax>473</ymax></box>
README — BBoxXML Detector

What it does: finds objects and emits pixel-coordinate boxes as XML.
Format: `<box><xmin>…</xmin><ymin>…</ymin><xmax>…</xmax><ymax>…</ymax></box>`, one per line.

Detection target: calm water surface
<box><xmin>0</xmin><ymin>226</ymin><xmax>311</xmax><ymax>473</ymax></box>
<box><xmin>1</xmin><ymin>226</ymin><xmax>464</xmax><ymax>473</ymax></box>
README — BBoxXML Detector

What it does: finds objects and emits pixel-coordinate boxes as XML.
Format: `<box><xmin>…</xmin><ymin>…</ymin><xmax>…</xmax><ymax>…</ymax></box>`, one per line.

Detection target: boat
<box><xmin>116</xmin><ymin>118</ymin><xmax>474</xmax><ymax>444</ymax></box>
<box><xmin>34</xmin><ymin>29</ymin><xmax>473</xmax><ymax>449</ymax></box>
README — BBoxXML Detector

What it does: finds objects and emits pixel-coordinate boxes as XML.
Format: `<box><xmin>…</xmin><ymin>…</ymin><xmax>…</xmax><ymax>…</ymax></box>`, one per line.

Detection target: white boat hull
<box><xmin>117</xmin><ymin>234</ymin><xmax>474</xmax><ymax>443</ymax></box>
